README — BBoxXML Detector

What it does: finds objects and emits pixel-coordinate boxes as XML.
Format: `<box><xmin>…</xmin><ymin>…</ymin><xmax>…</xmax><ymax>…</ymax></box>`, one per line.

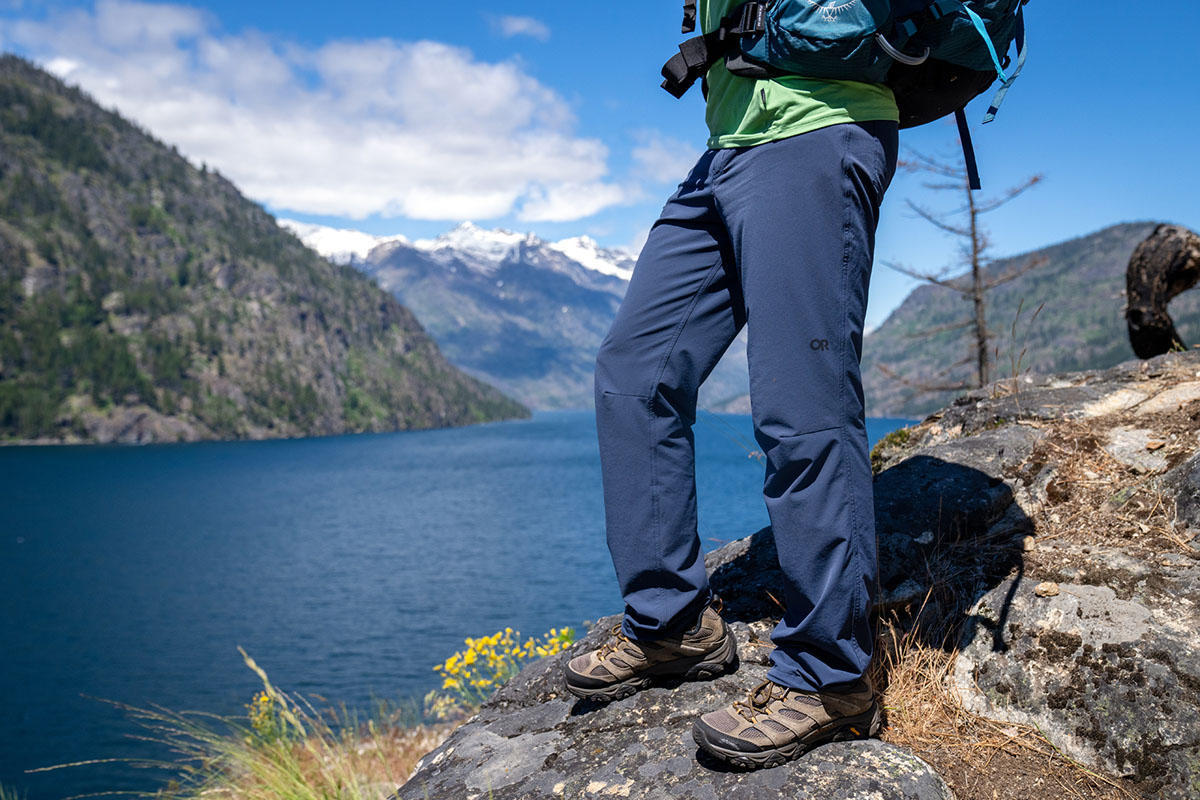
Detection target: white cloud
<box><xmin>631</xmin><ymin>130</ymin><xmax>701</xmax><ymax>184</ymax></box>
<box><xmin>494</xmin><ymin>15</ymin><xmax>551</xmax><ymax>42</ymax></box>
<box><xmin>518</xmin><ymin>181</ymin><xmax>628</xmax><ymax>223</ymax></box>
<box><xmin>2</xmin><ymin>0</ymin><xmax>622</xmax><ymax>222</ymax></box>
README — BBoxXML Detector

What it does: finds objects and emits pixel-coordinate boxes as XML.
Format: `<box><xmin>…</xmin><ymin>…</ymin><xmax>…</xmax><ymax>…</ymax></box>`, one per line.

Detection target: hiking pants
<box><xmin>594</xmin><ymin>120</ymin><xmax>898</xmax><ymax>692</ymax></box>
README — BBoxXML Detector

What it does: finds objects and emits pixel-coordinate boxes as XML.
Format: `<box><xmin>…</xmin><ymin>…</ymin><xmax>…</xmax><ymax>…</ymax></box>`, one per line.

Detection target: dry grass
<box><xmin>1021</xmin><ymin>416</ymin><xmax>1196</xmax><ymax>558</ymax></box>
<box><xmin>33</xmin><ymin>651</ymin><xmax>461</xmax><ymax>800</ymax></box>
<box><xmin>869</xmin><ymin>604</ymin><xmax>1139</xmax><ymax>800</ymax></box>
<box><xmin>185</xmin><ymin>719</ymin><xmax>458</xmax><ymax>800</ymax></box>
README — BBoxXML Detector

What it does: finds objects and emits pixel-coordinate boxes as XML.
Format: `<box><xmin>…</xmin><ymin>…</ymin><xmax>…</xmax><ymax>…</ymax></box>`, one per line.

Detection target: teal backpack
<box><xmin>661</xmin><ymin>0</ymin><xmax>1029</xmax><ymax>189</ymax></box>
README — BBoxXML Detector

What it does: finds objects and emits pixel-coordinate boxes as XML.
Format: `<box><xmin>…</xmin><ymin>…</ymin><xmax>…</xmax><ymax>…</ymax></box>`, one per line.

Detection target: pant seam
<box><xmin>838</xmin><ymin>124</ymin><xmax>868</xmax><ymax>668</ymax></box>
<box><xmin>647</xmin><ymin>254</ymin><xmax>727</xmax><ymax>583</ymax></box>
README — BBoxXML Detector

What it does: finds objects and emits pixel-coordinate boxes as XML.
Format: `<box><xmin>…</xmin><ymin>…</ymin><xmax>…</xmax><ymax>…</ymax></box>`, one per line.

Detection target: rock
<box><xmin>401</xmin><ymin>615</ymin><xmax>955</xmax><ymax>800</ymax></box>
<box><xmin>1032</xmin><ymin>581</ymin><xmax>1059</xmax><ymax>597</ymax></box>
<box><xmin>952</xmin><ymin>568</ymin><xmax>1200</xmax><ymax>800</ymax></box>
<box><xmin>872</xmin><ymin>426</ymin><xmax>1040</xmax><ymax>606</ymax></box>
<box><xmin>712</xmin><ymin>428</ymin><xmax>1038</xmax><ymax>614</ymax></box>
<box><xmin>1079</xmin><ymin>388</ymin><xmax>1150</xmax><ymax>418</ymax></box>
<box><xmin>1135</xmin><ymin>381</ymin><xmax>1200</xmax><ymax>416</ymax></box>
<box><xmin>78</xmin><ymin>404</ymin><xmax>205</xmax><ymax>444</ymax></box>
<box><xmin>1102</xmin><ymin>427</ymin><xmax>1171</xmax><ymax>474</ymax></box>
<box><xmin>915</xmin><ymin>350</ymin><xmax>1200</xmax><ymax>440</ymax></box>
<box><xmin>1157</xmin><ymin>451</ymin><xmax>1200</xmax><ymax>541</ymax></box>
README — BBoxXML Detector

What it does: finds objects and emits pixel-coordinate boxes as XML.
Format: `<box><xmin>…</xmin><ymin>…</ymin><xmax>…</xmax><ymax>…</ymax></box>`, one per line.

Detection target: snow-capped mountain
<box><xmin>413</xmin><ymin>222</ymin><xmax>532</xmax><ymax>275</ymax></box>
<box><xmin>287</xmin><ymin>221</ymin><xmax>747</xmax><ymax>410</ymax></box>
<box><xmin>280</xmin><ymin>219</ymin><xmax>408</xmax><ymax>266</ymax></box>
<box><xmin>547</xmin><ymin>236</ymin><xmax>636</xmax><ymax>281</ymax></box>
<box><xmin>290</xmin><ymin>220</ymin><xmax>637</xmax><ymax>281</ymax></box>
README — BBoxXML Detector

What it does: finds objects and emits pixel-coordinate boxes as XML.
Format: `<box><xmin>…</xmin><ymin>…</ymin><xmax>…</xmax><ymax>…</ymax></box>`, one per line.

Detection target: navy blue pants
<box><xmin>594</xmin><ymin>121</ymin><xmax>898</xmax><ymax>692</ymax></box>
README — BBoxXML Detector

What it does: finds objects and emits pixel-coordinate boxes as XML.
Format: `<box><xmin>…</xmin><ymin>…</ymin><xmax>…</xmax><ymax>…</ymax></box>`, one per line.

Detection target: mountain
<box><xmin>295</xmin><ymin>218</ymin><xmax>1200</xmax><ymax>423</ymax></box>
<box><xmin>0</xmin><ymin>54</ymin><xmax>528</xmax><ymax>444</ymax></box>
<box><xmin>288</xmin><ymin>221</ymin><xmax>751</xmax><ymax>410</ymax></box>
<box><xmin>859</xmin><ymin>221</ymin><xmax>1200</xmax><ymax>418</ymax></box>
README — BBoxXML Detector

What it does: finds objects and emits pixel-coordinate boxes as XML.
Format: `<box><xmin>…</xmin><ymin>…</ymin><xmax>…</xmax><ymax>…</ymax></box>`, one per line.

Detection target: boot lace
<box><xmin>732</xmin><ymin>680</ymin><xmax>790</xmax><ymax>723</ymax></box>
<box><xmin>597</xmin><ymin>624</ymin><xmax>632</xmax><ymax>660</ymax></box>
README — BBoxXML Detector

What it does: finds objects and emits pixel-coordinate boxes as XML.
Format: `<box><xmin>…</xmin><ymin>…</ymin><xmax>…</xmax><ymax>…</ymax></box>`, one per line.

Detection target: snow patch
<box><xmin>414</xmin><ymin>222</ymin><xmax>527</xmax><ymax>272</ymax></box>
<box><xmin>280</xmin><ymin>219</ymin><xmax>408</xmax><ymax>265</ymax></box>
<box><xmin>548</xmin><ymin>236</ymin><xmax>635</xmax><ymax>281</ymax></box>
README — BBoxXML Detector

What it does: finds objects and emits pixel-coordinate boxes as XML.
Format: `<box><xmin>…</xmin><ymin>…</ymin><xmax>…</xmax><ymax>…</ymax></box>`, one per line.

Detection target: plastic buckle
<box><xmin>736</xmin><ymin>2</ymin><xmax>766</xmax><ymax>35</ymax></box>
<box><xmin>928</xmin><ymin>0</ymin><xmax>954</xmax><ymax>19</ymax></box>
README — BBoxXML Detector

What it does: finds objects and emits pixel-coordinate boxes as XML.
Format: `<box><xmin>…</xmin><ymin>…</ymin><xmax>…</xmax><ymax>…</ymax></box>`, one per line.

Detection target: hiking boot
<box><xmin>692</xmin><ymin>677</ymin><xmax>880</xmax><ymax>769</ymax></box>
<box><xmin>563</xmin><ymin>601</ymin><xmax>738</xmax><ymax>702</ymax></box>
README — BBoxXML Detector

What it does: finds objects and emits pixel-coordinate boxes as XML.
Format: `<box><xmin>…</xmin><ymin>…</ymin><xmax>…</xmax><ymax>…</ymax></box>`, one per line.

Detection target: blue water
<box><xmin>0</xmin><ymin>411</ymin><xmax>913</xmax><ymax>800</ymax></box>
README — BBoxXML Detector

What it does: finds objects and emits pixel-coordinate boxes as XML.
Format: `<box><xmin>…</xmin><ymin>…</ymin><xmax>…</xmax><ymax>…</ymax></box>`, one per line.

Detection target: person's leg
<box><xmin>714</xmin><ymin>121</ymin><xmax>898</xmax><ymax>692</ymax></box>
<box><xmin>593</xmin><ymin>149</ymin><xmax>746</xmax><ymax>641</ymax></box>
<box><xmin>691</xmin><ymin>120</ymin><xmax>898</xmax><ymax>768</ymax></box>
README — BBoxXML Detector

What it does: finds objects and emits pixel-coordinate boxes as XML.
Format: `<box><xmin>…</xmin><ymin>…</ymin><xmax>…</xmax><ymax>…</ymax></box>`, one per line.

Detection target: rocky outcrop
<box><xmin>915</xmin><ymin>351</ymin><xmax>1200</xmax><ymax>798</ymax></box>
<box><xmin>403</xmin><ymin>350</ymin><xmax>1200</xmax><ymax>799</ymax></box>
<box><xmin>401</xmin><ymin>602</ymin><xmax>954</xmax><ymax>800</ymax></box>
<box><xmin>1161</xmin><ymin>450</ymin><xmax>1200</xmax><ymax>534</ymax></box>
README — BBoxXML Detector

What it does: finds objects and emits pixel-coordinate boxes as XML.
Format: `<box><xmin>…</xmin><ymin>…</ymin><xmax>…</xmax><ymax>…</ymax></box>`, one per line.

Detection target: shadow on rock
<box><xmin>709</xmin><ymin>449</ymin><xmax>1035</xmax><ymax>658</ymax></box>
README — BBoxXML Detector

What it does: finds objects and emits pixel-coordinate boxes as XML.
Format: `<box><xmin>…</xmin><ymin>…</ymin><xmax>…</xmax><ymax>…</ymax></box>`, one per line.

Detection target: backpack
<box><xmin>660</xmin><ymin>0</ymin><xmax>1028</xmax><ymax>189</ymax></box>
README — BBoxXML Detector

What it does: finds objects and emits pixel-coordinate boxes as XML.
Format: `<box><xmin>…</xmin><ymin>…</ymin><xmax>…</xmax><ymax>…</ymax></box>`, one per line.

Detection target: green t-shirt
<box><xmin>700</xmin><ymin>0</ymin><xmax>899</xmax><ymax>149</ymax></box>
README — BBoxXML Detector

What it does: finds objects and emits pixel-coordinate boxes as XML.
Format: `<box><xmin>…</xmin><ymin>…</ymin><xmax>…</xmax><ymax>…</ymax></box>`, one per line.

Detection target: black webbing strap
<box><xmin>682</xmin><ymin>0</ymin><xmax>697</xmax><ymax>33</ymax></box>
<box><xmin>954</xmin><ymin>107</ymin><xmax>982</xmax><ymax>191</ymax></box>
<box><xmin>661</xmin><ymin>31</ymin><xmax>724</xmax><ymax>98</ymax></box>
<box><xmin>661</xmin><ymin>2</ymin><xmax>767</xmax><ymax>98</ymax></box>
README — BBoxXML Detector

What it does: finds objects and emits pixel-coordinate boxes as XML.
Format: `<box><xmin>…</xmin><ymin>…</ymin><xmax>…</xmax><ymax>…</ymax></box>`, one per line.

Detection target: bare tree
<box><xmin>883</xmin><ymin>148</ymin><xmax>1043</xmax><ymax>395</ymax></box>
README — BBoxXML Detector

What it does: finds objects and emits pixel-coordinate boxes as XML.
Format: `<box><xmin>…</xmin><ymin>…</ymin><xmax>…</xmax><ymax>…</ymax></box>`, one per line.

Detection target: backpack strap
<box><xmin>661</xmin><ymin>1</ymin><xmax>768</xmax><ymax>98</ymax></box>
<box><xmin>929</xmin><ymin>0</ymin><xmax>1027</xmax><ymax>124</ymax></box>
<box><xmin>682</xmin><ymin>0</ymin><xmax>697</xmax><ymax>33</ymax></box>
<box><xmin>954</xmin><ymin>107</ymin><xmax>982</xmax><ymax>191</ymax></box>
<box><xmin>983</xmin><ymin>3</ymin><xmax>1026</xmax><ymax>123</ymax></box>
<box><xmin>938</xmin><ymin>0</ymin><xmax>1010</xmax><ymax>82</ymax></box>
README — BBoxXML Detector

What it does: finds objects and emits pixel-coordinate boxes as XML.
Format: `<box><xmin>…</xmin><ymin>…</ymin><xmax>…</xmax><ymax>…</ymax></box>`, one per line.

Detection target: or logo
<box><xmin>805</xmin><ymin>0</ymin><xmax>861</xmax><ymax>21</ymax></box>
<box><xmin>810</xmin><ymin>339</ymin><xmax>830</xmax><ymax>351</ymax></box>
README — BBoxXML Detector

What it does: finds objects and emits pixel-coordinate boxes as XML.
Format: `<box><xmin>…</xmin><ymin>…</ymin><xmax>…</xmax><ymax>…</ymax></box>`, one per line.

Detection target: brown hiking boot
<box><xmin>563</xmin><ymin>601</ymin><xmax>738</xmax><ymax>702</ymax></box>
<box><xmin>692</xmin><ymin>677</ymin><xmax>880</xmax><ymax>769</ymax></box>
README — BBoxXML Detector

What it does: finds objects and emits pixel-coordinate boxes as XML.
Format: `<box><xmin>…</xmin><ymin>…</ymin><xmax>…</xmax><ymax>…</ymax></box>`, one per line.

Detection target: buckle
<box><xmin>735</xmin><ymin>2</ymin><xmax>767</xmax><ymax>35</ymax></box>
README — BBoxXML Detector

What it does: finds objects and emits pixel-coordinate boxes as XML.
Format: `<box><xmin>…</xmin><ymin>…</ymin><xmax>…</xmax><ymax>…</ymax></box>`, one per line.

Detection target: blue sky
<box><xmin>2</xmin><ymin>1</ymin><xmax>1199</xmax><ymax>330</ymax></box>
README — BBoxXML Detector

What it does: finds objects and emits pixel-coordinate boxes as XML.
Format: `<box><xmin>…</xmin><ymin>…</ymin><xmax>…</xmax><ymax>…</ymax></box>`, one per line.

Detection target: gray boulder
<box><xmin>871</xmin><ymin>427</ymin><xmax>1041</xmax><ymax>609</ymax></box>
<box><xmin>1158</xmin><ymin>450</ymin><xmax>1200</xmax><ymax>542</ymax></box>
<box><xmin>952</xmin><ymin>563</ymin><xmax>1200</xmax><ymax>800</ymax></box>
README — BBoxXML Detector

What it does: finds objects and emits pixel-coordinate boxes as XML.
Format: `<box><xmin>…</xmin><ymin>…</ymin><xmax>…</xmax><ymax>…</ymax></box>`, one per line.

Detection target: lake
<box><xmin>0</xmin><ymin>411</ymin><xmax>913</xmax><ymax>800</ymax></box>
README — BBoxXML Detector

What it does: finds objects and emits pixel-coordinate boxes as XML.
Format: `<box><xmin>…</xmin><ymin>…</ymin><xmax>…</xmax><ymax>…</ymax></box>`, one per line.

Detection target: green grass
<box><xmin>870</xmin><ymin>425</ymin><xmax>912</xmax><ymax>474</ymax></box>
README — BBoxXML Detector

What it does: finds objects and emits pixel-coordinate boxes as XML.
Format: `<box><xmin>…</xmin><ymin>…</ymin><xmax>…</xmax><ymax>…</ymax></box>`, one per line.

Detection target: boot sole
<box><xmin>692</xmin><ymin>702</ymin><xmax>882</xmax><ymax>769</ymax></box>
<box><xmin>564</xmin><ymin>628</ymin><xmax>738</xmax><ymax>702</ymax></box>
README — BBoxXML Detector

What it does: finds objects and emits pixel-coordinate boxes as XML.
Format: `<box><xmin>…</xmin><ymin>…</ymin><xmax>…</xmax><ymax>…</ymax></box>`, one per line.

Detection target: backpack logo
<box><xmin>805</xmin><ymin>0</ymin><xmax>861</xmax><ymax>21</ymax></box>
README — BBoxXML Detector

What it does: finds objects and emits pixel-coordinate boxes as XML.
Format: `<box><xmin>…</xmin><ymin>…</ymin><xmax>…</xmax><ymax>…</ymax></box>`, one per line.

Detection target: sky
<box><xmin>1</xmin><ymin>0</ymin><xmax>1198</xmax><ymax>331</ymax></box>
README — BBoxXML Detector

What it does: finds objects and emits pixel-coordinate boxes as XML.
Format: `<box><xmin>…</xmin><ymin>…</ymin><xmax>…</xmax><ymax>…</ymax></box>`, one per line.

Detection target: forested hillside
<box><xmin>0</xmin><ymin>55</ymin><xmax>527</xmax><ymax>443</ymax></box>
<box><xmin>861</xmin><ymin>222</ymin><xmax>1200</xmax><ymax>418</ymax></box>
